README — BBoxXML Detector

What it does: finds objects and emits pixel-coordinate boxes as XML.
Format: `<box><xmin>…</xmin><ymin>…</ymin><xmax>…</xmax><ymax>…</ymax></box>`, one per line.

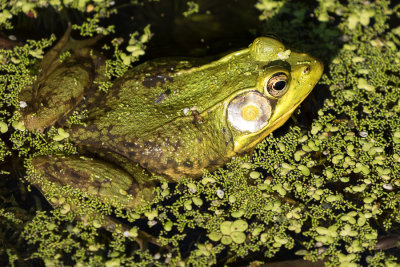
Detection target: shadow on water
<box><xmin>6</xmin><ymin>0</ymin><xmax>342</xmax><ymax>65</ymax></box>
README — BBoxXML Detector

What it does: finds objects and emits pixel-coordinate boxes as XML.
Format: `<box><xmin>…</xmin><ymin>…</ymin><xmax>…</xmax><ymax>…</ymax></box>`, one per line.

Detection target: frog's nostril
<box><xmin>227</xmin><ymin>91</ymin><xmax>271</xmax><ymax>133</ymax></box>
<box><xmin>302</xmin><ymin>65</ymin><xmax>310</xmax><ymax>74</ymax></box>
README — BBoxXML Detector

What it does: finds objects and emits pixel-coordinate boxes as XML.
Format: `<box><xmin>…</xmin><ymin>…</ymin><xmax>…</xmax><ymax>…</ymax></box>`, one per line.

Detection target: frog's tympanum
<box><xmin>21</xmin><ymin>32</ymin><xmax>323</xmax><ymax>209</ymax></box>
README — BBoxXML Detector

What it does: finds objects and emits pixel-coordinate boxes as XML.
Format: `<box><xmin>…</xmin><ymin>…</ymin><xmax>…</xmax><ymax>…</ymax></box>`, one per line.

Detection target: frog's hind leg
<box><xmin>28</xmin><ymin>155</ymin><xmax>155</xmax><ymax>210</ymax></box>
<box><xmin>28</xmin><ymin>154</ymin><xmax>162</xmax><ymax>249</ymax></box>
<box><xmin>19</xmin><ymin>24</ymin><xmax>104</xmax><ymax>132</ymax></box>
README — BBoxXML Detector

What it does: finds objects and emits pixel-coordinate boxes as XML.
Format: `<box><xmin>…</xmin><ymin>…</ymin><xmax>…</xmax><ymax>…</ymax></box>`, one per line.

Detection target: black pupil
<box><xmin>273</xmin><ymin>80</ymin><xmax>286</xmax><ymax>90</ymax></box>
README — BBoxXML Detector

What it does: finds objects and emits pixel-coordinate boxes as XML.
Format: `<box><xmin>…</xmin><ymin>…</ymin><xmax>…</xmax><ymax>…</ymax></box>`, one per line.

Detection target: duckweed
<box><xmin>231</xmin><ymin>210</ymin><xmax>245</xmax><ymax>218</ymax></box>
<box><xmin>0</xmin><ymin>0</ymin><xmax>399</xmax><ymax>266</ymax></box>
<box><xmin>11</xmin><ymin>121</ymin><xmax>25</xmax><ymax>131</ymax></box>
<box><xmin>186</xmin><ymin>183</ymin><xmax>197</xmax><ymax>193</ymax></box>
<box><xmin>53</xmin><ymin>128</ymin><xmax>70</xmax><ymax>141</ymax></box>
<box><xmin>164</xmin><ymin>221</ymin><xmax>173</xmax><ymax>232</ymax></box>
<box><xmin>0</xmin><ymin>121</ymin><xmax>8</xmax><ymax>133</ymax></box>
<box><xmin>249</xmin><ymin>171</ymin><xmax>261</xmax><ymax>179</ymax></box>
<box><xmin>192</xmin><ymin>196</ymin><xmax>203</xmax><ymax>207</ymax></box>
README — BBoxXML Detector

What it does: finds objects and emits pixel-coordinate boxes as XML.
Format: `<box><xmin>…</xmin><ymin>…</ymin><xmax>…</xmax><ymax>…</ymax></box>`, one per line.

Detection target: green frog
<box><xmin>21</xmin><ymin>29</ymin><xmax>323</xmax><ymax>209</ymax></box>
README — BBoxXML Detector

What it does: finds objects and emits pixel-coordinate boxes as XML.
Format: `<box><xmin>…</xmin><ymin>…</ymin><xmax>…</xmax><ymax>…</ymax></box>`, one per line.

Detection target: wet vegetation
<box><xmin>0</xmin><ymin>0</ymin><xmax>399</xmax><ymax>266</ymax></box>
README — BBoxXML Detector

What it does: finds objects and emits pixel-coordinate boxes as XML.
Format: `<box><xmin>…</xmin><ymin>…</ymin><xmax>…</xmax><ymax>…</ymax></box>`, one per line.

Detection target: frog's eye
<box><xmin>265</xmin><ymin>72</ymin><xmax>289</xmax><ymax>97</ymax></box>
<box><xmin>227</xmin><ymin>91</ymin><xmax>272</xmax><ymax>133</ymax></box>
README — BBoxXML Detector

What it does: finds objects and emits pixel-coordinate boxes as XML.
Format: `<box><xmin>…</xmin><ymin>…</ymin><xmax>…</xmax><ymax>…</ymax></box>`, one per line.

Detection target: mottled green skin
<box><xmin>32</xmin><ymin>155</ymin><xmax>153</xmax><ymax>209</ymax></box>
<box><xmin>23</xmin><ymin>36</ymin><xmax>323</xmax><ymax>206</ymax></box>
<box><xmin>70</xmin><ymin>56</ymin><xmax>256</xmax><ymax>179</ymax></box>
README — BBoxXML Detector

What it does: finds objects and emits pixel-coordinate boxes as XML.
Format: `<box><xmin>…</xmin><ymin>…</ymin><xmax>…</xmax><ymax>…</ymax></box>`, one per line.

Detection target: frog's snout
<box><xmin>227</xmin><ymin>91</ymin><xmax>272</xmax><ymax>133</ymax></box>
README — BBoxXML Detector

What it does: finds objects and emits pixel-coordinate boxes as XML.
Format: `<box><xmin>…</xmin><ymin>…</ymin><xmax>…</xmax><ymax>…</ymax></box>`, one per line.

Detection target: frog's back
<box><xmin>81</xmin><ymin>53</ymin><xmax>254</xmax><ymax>136</ymax></box>
<box><xmin>68</xmin><ymin>37</ymin><xmax>323</xmax><ymax>180</ymax></box>
<box><xmin>68</xmin><ymin>55</ymin><xmax>254</xmax><ymax>179</ymax></box>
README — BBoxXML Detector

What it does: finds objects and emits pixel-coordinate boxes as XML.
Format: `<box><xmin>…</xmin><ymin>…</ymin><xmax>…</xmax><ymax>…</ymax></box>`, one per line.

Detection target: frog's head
<box><xmin>225</xmin><ymin>37</ymin><xmax>323</xmax><ymax>154</ymax></box>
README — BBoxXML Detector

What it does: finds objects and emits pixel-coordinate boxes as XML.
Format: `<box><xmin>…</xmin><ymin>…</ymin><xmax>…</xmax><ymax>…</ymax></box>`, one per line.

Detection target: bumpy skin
<box><xmin>23</xmin><ymin>36</ymin><xmax>323</xmax><ymax>207</ymax></box>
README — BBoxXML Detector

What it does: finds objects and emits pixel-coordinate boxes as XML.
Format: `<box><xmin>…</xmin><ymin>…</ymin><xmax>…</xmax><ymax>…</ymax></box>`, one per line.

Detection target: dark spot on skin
<box><xmin>126</xmin><ymin>182</ymin><xmax>141</xmax><ymax>197</ymax></box>
<box><xmin>142</xmin><ymin>74</ymin><xmax>173</xmax><ymax>88</ymax></box>
<box><xmin>155</xmin><ymin>93</ymin><xmax>168</xmax><ymax>103</ymax></box>
<box><xmin>191</xmin><ymin>110</ymin><xmax>205</xmax><ymax>124</ymax></box>
<box><xmin>54</xmin><ymin>163</ymin><xmax>102</xmax><ymax>192</ymax></box>
<box><xmin>207</xmin><ymin>158</ymin><xmax>224</xmax><ymax>167</ymax></box>
<box><xmin>226</xmin><ymin>136</ymin><xmax>234</xmax><ymax>146</ymax></box>
<box><xmin>173</xmin><ymin>139</ymin><xmax>182</xmax><ymax>152</ymax></box>
<box><xmin>143</xmin><ymin>140</ymin><xmax>155</xmax><ymax>149</ymax></box>
<box><xmin>183</xmin><ymin>160</ymin><xmax>193</xmax><ymax>168</ymax></box>
<box><xmin>166</xmin><ymin>159</ymin><xmax>179</xmax><ymax>170</ymax></box>
<box><xmin>155</xmin><ymin>89</ymin><xmax>171</xmax><ymax>104</ymax></box>
<box><xmin>52</xmin><ymin>163</ymin><xmax>80</xmax><ymax>183</ymax></box>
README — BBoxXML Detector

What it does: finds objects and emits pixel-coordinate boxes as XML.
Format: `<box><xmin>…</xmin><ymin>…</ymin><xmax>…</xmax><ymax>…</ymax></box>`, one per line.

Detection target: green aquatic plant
<box><xmin>0</xmin><ymin>0</ymin><xmax>399</xmax><ymax>266</ymax></box>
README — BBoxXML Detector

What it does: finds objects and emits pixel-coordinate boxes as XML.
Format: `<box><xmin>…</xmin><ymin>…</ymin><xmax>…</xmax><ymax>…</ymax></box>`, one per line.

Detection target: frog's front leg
<box><xmin>19</xmin><ymin>26</ymin><xmax>104</xmax><ymax>132</ymax></box>
<box><xmin>20</xmin><ymin>56</ymin><xmax>94</xmax><ymax>131</ymax></box>
<box><xmin>29</xmin><ymin>155</ymin><xmax>155</xmax><ymax>210</ymax></box>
